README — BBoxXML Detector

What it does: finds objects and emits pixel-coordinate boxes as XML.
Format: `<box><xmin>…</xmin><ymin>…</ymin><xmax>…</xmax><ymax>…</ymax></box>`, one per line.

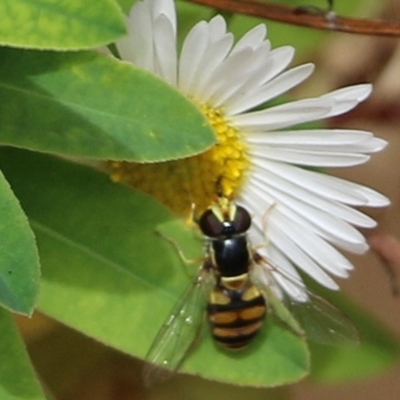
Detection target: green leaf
<box><xmin>0</xmin><ymin>170</ymin><xmax>40</xmax><ymax>315</ymax></box>
<box><xmin>0</xmin><ymin>147</ymin><xmax>309</xmax><ymax>387</ymax></box>
<box><xmin>0</xmin><ymin>309</ymin><xmax>46</xmax><ymax>400</ymax></box>
<box><xmin>0</xmin><ymin>0</ymin><xmax>126</xmax><ymax>50</ymax></box>
<box><xmin>0</xmin><ymin>47</ymin><xmax>215</xmax><ymax>161</ymax></box>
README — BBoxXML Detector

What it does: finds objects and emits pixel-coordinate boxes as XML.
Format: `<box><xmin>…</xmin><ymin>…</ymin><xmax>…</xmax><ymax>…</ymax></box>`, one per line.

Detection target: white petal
<box><xmin>231</xmin><ymin>24</ymin><xmax>267</xmax><ymax>52</ymax></box>
<box><xmin>188</xmin><ymin>34</ymin><xmax>234</xmax><ymax>97</ymax></box>
<box><xmin>227</xmin><ymin>46</ymin><xmax>296</xmax><ymax>115</ymax></box>
<box><xmin>321</xmin><ymin>84</ymin><xmax>372</xmax><ymax>117</ymax></box>
<box><xmin>234</xmin><ymin>84</ymin><xmax>373</xmax><ymax>129</ymax></box>
<box><xmin>260</xmin><ymin>245</ymin><xmax>309</xmax><ymax>302</ymax></box>
<box><xmin>153</xmin><ymin>14</ymin><xmax>177</xmax><ymax>85</ymax></box>
<box><xmin>249</xmin><ymin>145</ymin><xmax>370</xmax><ymax>167</ymax></box>
<box><xmin>323</xmin><ymin>84</ymin><xmax>372</xmax><ymax>103</ymax></box>
<box><xmin>232</xmin><ymin>98</ymin><xmax>333</xmax><ymax>131</ymax></box>
<box><xmin>244</xmin><ymin>175</ymin><xmax>369</xmax><ymax>253</ymax></box>
<box><xmin>245</xmin><ymin>128</ymin><xmax>386</xmax><ymax>158</ymax></box>
<box><xmin>197</xmin><ymin>46</ymin><xmax>255</xmax><ymax>104</ymax></box>
<box><xmin>353</xmin><ymin>186</ymin><xmax>390</xmax><ymax>207</ymax></box>
<box><xmin>178</xmin><ymin>21</ymin><xmax>209</xmax><ymax>93</ymax></box>
<box><xmin>268</xmin><ymin>220</ymin><xmax>340</xmax><ymax>289</ymax></box>
<box><xmin>228</xmin><ymin>63</ymin><xmax>314</xmax><ymax>113</ymax></box>
<box><xmin>117</xmin><ymin>4</ymin><xmax>154</xmax><ymax>69</ymax></box>
<box><xmin>270</xmin><ymin>213</ymin><xmax>352</xmax><ymax>278</ymax></box>
<box><xmin>241</xmin><ymin>189</ymin><xmax>348</xmax><ymax>288</ymax></box>
<box><xmin>250</xmin><ymin>159</ymin><xmax>389</xmax><ymax>207</ymax></box>
<box><xmin>250</xmin><ymin>159</ymin><xmax>377</xmax><ymax>228</ymax></box>
<box><xmin>206</xmin><ymin>43</ymin><xmax>272</xmax><ymax>106</ymax></box>
<box><xmin>179</xmin><ymin>16</ymin><xmax>234</xmax><ymax>97</ymax></box>
<box><xmin>256</xmin><ymin>46</ymin><xmax>296</xmax><ymax>86</ymax></box>
<box><xmin>213</xmin><ymin>43</ymin><xmax>273</xmax><ymax>109</ymax></box>
<box><xmin>310</xmin><ymin>173</ymin><xmax>390</xmax><ymax>208</ymax></box>
<box><xmin>208</xmin><ymin>15</ymin><xmax>228</xmax><ymax>38</ymax></box>
<box><xmin>150</xmin><ymin>0</ymin><xmax>176</xmax><ymax>33</ymax></box>
<box><xmin>121</xmin><ymin>0</ymin><xmax>177</xmax><ymax>75</ymax></box>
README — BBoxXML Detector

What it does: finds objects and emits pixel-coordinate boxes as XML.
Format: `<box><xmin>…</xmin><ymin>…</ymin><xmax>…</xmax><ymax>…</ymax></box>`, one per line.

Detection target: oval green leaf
<box><xmin>0</xmin><ymin>147</ymin><xmax>309</xmax><ymax>387</ymax></box>
<box><xmin>0</xmin><ymin>0</ymin><xmax>126</xmax><ymax>50</ymax></box>
<box><xmin>0</xmin><ymin>309</ymin><xmax>46</xmax><ymax>400</ymax></box>
<box><xmin>0</xmin><ymin>47</ymin><xmax>215</xmax><ymax>161</ymax></box>
<box><xmin>0</xmin><ymin>170</ymin><xmax>40</xmax><ymax>315</ymax></box>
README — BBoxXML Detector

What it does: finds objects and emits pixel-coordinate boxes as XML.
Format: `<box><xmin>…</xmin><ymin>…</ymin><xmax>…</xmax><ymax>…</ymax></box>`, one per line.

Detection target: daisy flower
<box><xmin>108</xmin><ymin>0</ymin><xmax>389</xmax><ymax>301</ymax></box>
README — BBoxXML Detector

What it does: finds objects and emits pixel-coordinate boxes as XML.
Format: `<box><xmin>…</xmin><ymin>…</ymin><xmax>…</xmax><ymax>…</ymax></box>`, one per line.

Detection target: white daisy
<box><xmin>109</xmin><ymin>0</ymin><xmax>389</xmax><ymax>302</ymax></box>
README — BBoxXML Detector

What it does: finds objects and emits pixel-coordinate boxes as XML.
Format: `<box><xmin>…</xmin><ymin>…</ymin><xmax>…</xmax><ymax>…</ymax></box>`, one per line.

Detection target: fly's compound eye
<box><xmin>198</xmin><ymin>209</ymin><xmax>224</xmax><ymax>237</ymax></box>
<box><xmin>232</xmin><ymin>206</ymin><xmax>251</xmax><ymax>234</ymax></box>
<box><xmin>199</xmin><ymin>205</ymin><xmax>252</xmax><ymax>237</ymax></box>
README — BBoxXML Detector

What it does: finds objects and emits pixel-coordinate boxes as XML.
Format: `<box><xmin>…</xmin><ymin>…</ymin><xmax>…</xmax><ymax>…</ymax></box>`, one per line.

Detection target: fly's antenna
<box><xmin>215</xmin><ymin>176</ymin><xmax>224</xmax><ymax>198</ymax></box>
<box><xmin>214</xmin><ymin>176</ymin><xmax>235</xmax><ymax>201</ymax></box>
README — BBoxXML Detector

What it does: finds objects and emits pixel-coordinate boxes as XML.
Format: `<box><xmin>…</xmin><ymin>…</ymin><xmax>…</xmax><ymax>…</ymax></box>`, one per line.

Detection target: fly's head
<box><xmin>198</xmin><ymin>196</ymin><xmax>251</xmax><ymax>239</ymax></box>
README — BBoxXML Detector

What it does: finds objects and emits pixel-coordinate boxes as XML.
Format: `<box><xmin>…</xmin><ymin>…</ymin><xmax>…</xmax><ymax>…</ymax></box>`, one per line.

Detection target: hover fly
<box><xmin>143</xmin><ymin>196</ymin><xmax>358</xmax><ymax>384</ymax></box>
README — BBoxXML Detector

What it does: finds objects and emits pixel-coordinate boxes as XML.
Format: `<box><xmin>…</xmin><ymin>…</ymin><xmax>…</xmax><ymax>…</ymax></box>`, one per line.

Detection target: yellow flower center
<box><xmin>107</xmin><ymin>104</ymin><xmax>249</xmax><ymax>219</ymax></box>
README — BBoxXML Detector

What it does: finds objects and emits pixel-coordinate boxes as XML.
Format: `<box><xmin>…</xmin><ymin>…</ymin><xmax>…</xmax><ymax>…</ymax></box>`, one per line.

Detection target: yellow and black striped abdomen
<box><xmin>207</xmin><ymin>278</ymin><xmax>266</xmax><ymax>349</ymax></box>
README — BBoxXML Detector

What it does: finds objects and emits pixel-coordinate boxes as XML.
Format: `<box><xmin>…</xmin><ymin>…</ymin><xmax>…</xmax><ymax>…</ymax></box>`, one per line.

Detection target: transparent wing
<box><xmin>250</xmin><ymin>260</ymin><xmax>305</xmax><ymax>338</ymax></box>
<box><xmin>143</xmin><ymin>267</ymin><xmax>215</xmax><ymax>386</ymax></box>
<box><xmin>287</xmin><ymin>293</ymin><xmax>359</xmax><ymax>346</ymax></box>
<box><xmin>251</xmin><ymin>252</ymin><xmax>359</xmax><ymax>347</ymax></box>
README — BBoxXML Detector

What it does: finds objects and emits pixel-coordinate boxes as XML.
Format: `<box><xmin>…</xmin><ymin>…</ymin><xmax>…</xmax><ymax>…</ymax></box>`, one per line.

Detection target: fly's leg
<box><xmin>252</xmin><ymin>202</ymin><xmax>276</xmax><ymax>253</ymax></box>
<box><xmin>185</xmin><ymin>202</ymin><xmax>198</xmax><ymax>227</ymax></box>
<box><xmin>156</xmin><ymin>230</ymin><xmax>204</xmax><ymax>277</ymax></box>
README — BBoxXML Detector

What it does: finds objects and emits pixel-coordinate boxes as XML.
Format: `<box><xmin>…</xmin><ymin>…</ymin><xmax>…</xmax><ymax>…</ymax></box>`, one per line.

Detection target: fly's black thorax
<box><xmin>208</xmin><ymin>233</ymin><xmax>251</xmax><ymax>277</ymax></box>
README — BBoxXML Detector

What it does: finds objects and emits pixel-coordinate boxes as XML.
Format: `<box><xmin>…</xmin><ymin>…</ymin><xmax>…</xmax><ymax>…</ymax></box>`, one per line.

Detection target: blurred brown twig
<box><xmin>189</xmin><ymin>0</ymin><xmax>400</xmax><ymax>36</ymax></box>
